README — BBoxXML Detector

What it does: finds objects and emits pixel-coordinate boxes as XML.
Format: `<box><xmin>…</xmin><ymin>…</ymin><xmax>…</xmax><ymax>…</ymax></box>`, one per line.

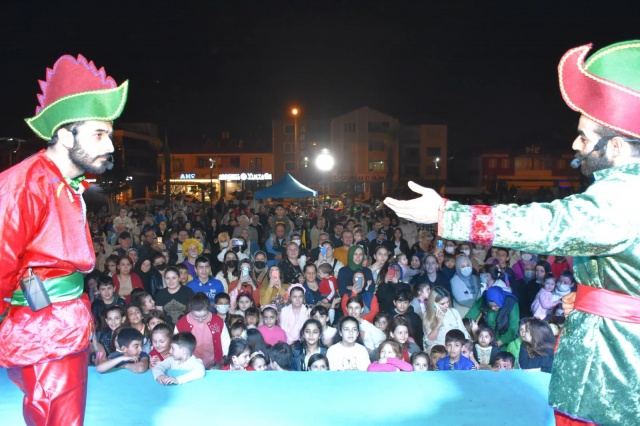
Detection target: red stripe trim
<box><xmin>574</xmin><ymin>284</ymin><xmax>640</xmax><ymax>323</ymax></box>
<box><xmin>469</xmin><ymin>205</ymin><xmax>494</xmax><ymax>246</ymax></box>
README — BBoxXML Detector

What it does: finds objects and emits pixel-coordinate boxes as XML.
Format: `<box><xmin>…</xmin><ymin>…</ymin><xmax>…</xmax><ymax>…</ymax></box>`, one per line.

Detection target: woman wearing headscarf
<box><xmin>450</xmin><ymin>255</ymin><xmax>481</xmax><ymax>317</ymax></box>
<box><xmin>465</xmin><ymin>286</ymin><xmax>520</xmax><ymax>350</ymax></box>
<box><xmin>133</xmin><ymin>257</ymin><xmax>164</xmax><ymax>300</ymax></box>
<box><xmin>336</xmin><ymin>245</ymin><xmax>374</xmax><ymax>296</ymax></box>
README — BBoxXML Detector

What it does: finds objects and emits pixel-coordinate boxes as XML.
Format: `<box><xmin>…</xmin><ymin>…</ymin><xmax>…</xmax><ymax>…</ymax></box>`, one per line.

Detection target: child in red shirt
<box><xmin>317</xmin><ymin>263</ymin><xmax>337</xmax><ymax>303</ymax></box>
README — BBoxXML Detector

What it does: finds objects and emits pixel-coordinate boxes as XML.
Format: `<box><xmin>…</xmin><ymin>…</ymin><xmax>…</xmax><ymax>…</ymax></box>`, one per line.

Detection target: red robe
<box><xmin>0</xmin><ymin>151</ymin><xmax>94</xmax><ymax>367</ymax></box>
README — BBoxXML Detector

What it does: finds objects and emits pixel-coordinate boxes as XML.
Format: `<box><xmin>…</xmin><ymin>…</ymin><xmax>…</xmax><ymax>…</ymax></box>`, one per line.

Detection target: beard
<box><xmin>69</xmin><ymin>138</ymin><xmax>109</xmax><ymax>174</ymax></box>
<box><xmin>578</xmin><ymin>148</ymin><xmax>613</xmax><ymax>177</ymax></box>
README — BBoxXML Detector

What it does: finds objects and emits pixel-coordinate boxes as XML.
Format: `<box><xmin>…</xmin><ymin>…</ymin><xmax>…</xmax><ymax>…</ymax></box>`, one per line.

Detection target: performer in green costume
<box><xmin>385</xmin><ymin>41</ymin><xmax>640</xmax><ymax>426</ymax></box>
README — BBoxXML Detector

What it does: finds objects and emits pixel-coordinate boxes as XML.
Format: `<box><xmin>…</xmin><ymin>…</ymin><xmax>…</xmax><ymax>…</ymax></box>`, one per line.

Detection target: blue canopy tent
<box><xmin>254</xmin><ymin>173</ymin><xmax>318</xmax><ymax>199</ymax></box>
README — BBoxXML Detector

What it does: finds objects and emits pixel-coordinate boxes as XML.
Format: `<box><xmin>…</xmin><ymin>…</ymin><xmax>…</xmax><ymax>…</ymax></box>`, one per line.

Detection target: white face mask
<box><xmin>216</xmin><ymin>304</ymin><xmax>230</xmax><ymax>314</ymax></box>
<box><xmin>557</xmin><ymin>284</ymin><xmax>571</xmax><ymax>293</ymax></box>
<box><xmin>445</xmin><ymin>246</ymin><xmax>455</xmax><ymax>254</ymax></box>
<box><xmin>221</xmin><ymin>241</ymin><xmax>229</xmax><ymax>248</ymax></box>
<box><xmin>293</xmin><ymin>239</ymin><xmax>301</xmax><ymax>246</ymax></box>
<box><xmin>521</xmin><ymin>254</ymin><xmax>532</xmax><ymax>262</ymax></box>
<box><xmin>461</xmin><ymin>249</ymin><xmax>470</xmax><ymax>256</ymax></box>
<box><xmin>460</xmin><ymin>267</ymin><xmax>472</xmax><ymax>277</ymax></box>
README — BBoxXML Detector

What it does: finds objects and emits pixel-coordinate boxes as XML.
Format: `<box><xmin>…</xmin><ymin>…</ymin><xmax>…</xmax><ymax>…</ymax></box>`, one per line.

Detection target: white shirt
<box><xmin>151</xmin><ymin>355</ymin><xmax>205</xmax><ymax>384</ymax></box>
<box><xmin>326</xmin><ymin>342</ymin><xmax>371</xmax><ymax>371</ymax></box>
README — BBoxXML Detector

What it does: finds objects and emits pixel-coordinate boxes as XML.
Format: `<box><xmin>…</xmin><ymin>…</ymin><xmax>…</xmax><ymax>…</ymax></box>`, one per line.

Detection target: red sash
<box><xmin>574</xmin><ymin>284</ymin><xmax>640</xmax><ymax>324</ymax></box>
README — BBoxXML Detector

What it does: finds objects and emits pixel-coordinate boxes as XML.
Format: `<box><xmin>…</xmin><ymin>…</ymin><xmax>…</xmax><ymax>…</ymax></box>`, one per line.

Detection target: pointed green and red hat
<box><xmin>559</xmin><ymin>40</ymin><xmax>640</xmax><ymax>138</ymax></box>
<box><xmin>25</xmin><ymin>54</ymin><xmax>128</xmax><ymax>140</ymax></box>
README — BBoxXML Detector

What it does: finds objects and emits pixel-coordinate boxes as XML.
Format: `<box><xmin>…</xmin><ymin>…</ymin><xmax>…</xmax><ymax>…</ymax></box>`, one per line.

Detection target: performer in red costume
<box><xmin>0</xmin><ymin>55</ymin><xmax>128</xmax><ymax>425</ymax></box>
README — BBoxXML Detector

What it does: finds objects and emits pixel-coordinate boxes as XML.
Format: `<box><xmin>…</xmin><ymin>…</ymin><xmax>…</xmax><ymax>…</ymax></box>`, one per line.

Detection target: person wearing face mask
<box><xmin>215</xmin><ymin>252</ymin><xmax>240</xmax><ymax>293</ymax></box>
<box><xmin>552</xmin><ymin>270</ymin><xmax>577</xmax><ymax>319</ymax></box>
<box><xmin>443</xmin><ymin>240</ymin><xmax>457</xmax><ymax>256</ymax></box>
<box><xmin>450</xmin><ymin>255</ymin><xmax>481</xmax><ymax>318</ymax></box>
<box><xmin>217</xmin><ymin>236</ymin><xmax>250</xmax><ymax>265</ymax></box>
<box><xmin>510</xmin><ymin>251</ymin><xmax>537</xmax><ymax>281</ymax></box>
<box><xmin>250</xmin><ymin>251</ymin><xmax>270</xmax><ymax>304</ymax></box>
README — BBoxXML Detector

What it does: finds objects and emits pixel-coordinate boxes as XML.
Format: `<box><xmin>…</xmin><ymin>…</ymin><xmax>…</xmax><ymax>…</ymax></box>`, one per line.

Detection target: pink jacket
<box><xmin>278</xmin><ymin>305</ymin><xmax>310</xmax><ymax>344</ymax></box>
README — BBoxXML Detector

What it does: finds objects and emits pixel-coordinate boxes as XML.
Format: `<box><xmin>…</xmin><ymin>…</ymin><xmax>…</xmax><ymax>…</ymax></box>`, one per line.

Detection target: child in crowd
<box><xmin>437</xmin><ymin>329</ymin><xmax>476</xmax><ymax>371</ymax></box>
<box><xmin>145</xmin><ymin>310</ymin><xmax>168</xmax><ymax>331</ymax></box>
<box><xmin>214</xmin><ymin>292</ymin><xmax>231</xmax><ymax>322</ymax></box>
<box><xmin>126</xmin><ymin>305</ymin><xmax>150</xmax><ymax>353</ymax></box>
<box><xmin>249</xmin><ymin>352</ymin><xmax>268</xmax><ymax>371</ymax></box>
<box><xmin>269</xmin><ymin>342</ymin><xmax>294</xmax><ymax>371</ymax></box>
<box><xmin>494</xmin><ymin>351</ymin><xmax>515</xmax><ymax>371</ymax></box>
<box><xmin>222</xmin><ymin>339</ymin><xmax>254</xmax><ymax>371</ymax></box>
<box><xmin>234</xmin><ymin>292</ymin><xmax>255</xmax><ymax>317</ymax></box>
<box><xmin>373</xmin><ymin>312</ymin><xmax>390</xmax><ymax>334</ymax></box>
<box><xmin>531</xmin><ymin>273</ymin><xmax>561</xmax><ymax>320</ymax></box>
<box><xmin>326</xmin><ymin>316</ymin><xmax>371</xmax><ymax>371</ymax></box>
<box><xmin>97</xmin><ymin>327</ymin><xmax>149</xmax><ymax>374</ymax></box>
<box><xmin>519</xmin><ymin>318</ymin><xmax>555</xmax><ymax>373</ymax></box>
<box><xmin>317</xmin><ymin>263</ymin><xmax>337</xmax><ymax>303</ymax></box>
<box><xmin>391</xmin><ymin>289</ymin><xmax>424</xmax><ymax>350</ymax></box>
<box><xmin>149</xmin><ymin>323</ymin><xmax>173</xmax><ymax>368</ymax></box>
<box><xmin>99</xmin><ymin>306</ymin><xmax>126</xmax><ymax>356</ymax></box>
<box><xmin>91</xmin><ymin>276</ymin><xmax>125</xmax><ymax>329</ymax></box>
<box><xmin>291</xmin><ymin>319</ymin><xmax>327</xmax><ymax>371</ymax></box>
<box><xmin>345</xmin><ymin>295</ymin><xmax>387</xmax><ymax>354</ymax></box>
<box><xmin>367</xmin><ymin>340</ymin><xmax>413</xmax><ymax>372</ymax></box>
<box><xmin>410</xmin><ymin>352</ymin><xmax>430</xmax><ymax>371</ymax></box>
<box><xmin>279</xmin><ymin>284</ymin><xmax>311</xmax><ymax>344</ymax></box>
<box><xmin>152</xmin><ymin>332</ymin><xmax>206</xmax><ymax>384</ymax></box>
<box><xmin>307</xmin><ymin>353</ymin><xmax>330</xmax><ymax>371</ymax></box>
<box><xmin>245</xmin><ymin>307</ymin><xmax>260</xmax><ymax>329</ymax></box>
<box><xmin>175</xmin><ymin>293</ymin><xmax>230</xmax><ymax>369</ymax></box>
<box><xmin>311</xmin><ymin>305</ymin><xmax>337</xmax><ymax>346</ymax></box>
<box><xmin>246</xmin><ymin>328</ymin><xmax>270</xmax><ymax>358</ymax></box>
<box><xmin>132</xmin><ymin>291</ymin><xmax>156</xmax><ymax>316</ymax></box>
<box><xmin>257</xmin><ymin>305</ymin><xmax>288</xmax><ymax>346</ymax></box>
<box><xmin>410</xmin><ymin>281</ymin><xmax>431</xmax><ymax>319</ymax></box>
<box><xmin>388</xmin><ymin>316</ymin><xmax>420</xmax><ymax>362</ymax></box>
<box><xmin>474</xmin><ymin>326</ymin><xmax>501</xmax><ymax>370</ymax></box>
<box><xmin>552</xmin><ymin>270</ymin><xmax>575</xmax><ymax>318</ymax></box>
<box><xmin>397</xmin><ymin>253</ymin><xmax>418</xmax><ymax>283</ymax></box>
<box><xmin>176</xmin><ymin>263</ymin><xmax>193</xmax><ymax>285</ymax></box>
<box><xmin>461</xmin><ymin>340</ymin><xmax>479</xmax><ymax>369</ymax></box>
<box><xmin>430</xmin><ymin>345</ymin><xmax>446</xmax><ymax>370</ymax></box>
<box><xmin>230</xmin><ymin>320</ymin><xmax>247</xmax><ymax>340</ymax></box>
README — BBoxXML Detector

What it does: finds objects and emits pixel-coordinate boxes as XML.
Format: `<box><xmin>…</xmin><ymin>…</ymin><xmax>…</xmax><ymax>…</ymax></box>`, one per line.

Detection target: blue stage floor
<box><xmin>1</xmin><ymin>368</ymin><xmax>554</xmax><ymax>425</ymax></box>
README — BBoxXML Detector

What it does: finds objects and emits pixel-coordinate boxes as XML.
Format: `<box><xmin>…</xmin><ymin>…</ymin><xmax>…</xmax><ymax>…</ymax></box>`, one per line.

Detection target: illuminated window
<box><xmin>368</xmin><ymin>160</ymin><xmax>385</xmax><ymax>171</ymax></box>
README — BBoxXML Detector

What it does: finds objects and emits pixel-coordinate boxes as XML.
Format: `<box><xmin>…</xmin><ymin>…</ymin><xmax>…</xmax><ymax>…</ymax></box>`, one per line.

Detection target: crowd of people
<box><xmin>84</xmin><ymin>196</ymin><xmax>565</xmax><ymax>380</ymax></box>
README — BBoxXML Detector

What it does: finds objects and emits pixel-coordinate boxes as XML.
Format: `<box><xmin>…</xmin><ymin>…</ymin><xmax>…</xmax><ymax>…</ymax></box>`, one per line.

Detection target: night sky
<box><xmin>2</xmin><ymin>0</ymin><xmax>639</xmax><ymax>154</ymax></box>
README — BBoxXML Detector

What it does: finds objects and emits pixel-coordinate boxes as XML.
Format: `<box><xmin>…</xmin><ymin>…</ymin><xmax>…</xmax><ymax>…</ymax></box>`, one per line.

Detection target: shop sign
<box><xmin>219</xmin><ymin>172</ymin><xmax>273</xmax><ymax>181</ymax></box>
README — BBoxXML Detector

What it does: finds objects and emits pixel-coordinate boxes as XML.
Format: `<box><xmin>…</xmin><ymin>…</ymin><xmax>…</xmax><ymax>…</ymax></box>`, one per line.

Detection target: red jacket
<box><xmin>176</xmin><ymin>314</ymin><xmax>225</xmax><ymax>364</ymax></box>
<box><xmin>0</xmin><ymin>151</ymin><xmax>94</xmax><ymax>367</ymax></box>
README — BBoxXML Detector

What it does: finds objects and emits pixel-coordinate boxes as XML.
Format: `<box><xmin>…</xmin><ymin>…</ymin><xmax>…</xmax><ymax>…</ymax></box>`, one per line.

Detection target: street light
<box><xmin>434</xmin><ymin>157</ymin><xmax>440</xmax><ymax>191</ymax></box>
<box><xmin>292</xmin><ymin>107</ymin><xmax>299</xmax><ymax>170</ymax></box>
<box><xmin>316</xmin><ymin>148</ymin><xmax>334</xmax><ymax>201</ymax></box>
<box><xmin>209</xmin><ymin>157</ymin><xmax>215</xmax><ymax>209</ymax></box>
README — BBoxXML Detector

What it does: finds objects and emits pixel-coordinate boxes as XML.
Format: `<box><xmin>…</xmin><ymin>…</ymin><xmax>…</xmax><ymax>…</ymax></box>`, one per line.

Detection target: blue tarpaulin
<box><xmin>1</xmin><ymin>368</ymin><xmax>554</xmax><ymax>425</ymax></box>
